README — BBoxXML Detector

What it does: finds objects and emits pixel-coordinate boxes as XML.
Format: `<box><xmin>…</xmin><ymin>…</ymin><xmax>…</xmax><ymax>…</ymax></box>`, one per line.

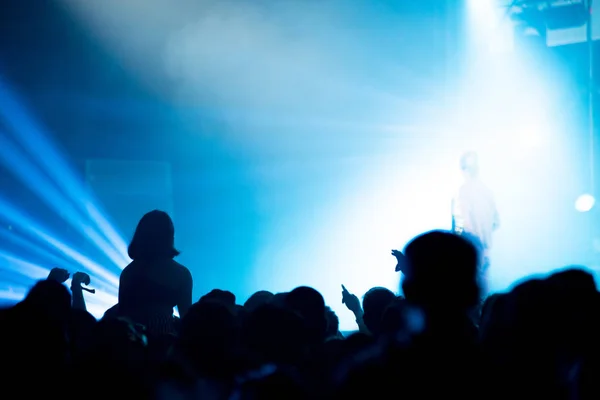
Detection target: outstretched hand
<box><xmin>72</xmin><ymin>272</ymin><xmax>91</xmax><ymax>287</ymax></box>
<box><xmin>47</xmin><ymin>268</ymin><xmax>70</xmax><ymax>283</ymax></box>
<box><xmin>72</xmin><ymin>272</ymin><xmax>95</xmax><ymax>293</ymax></box>
<box><xmin>391</xmin><ymin>250</ymin><xmax>406</xmax><ymax>272</ymax></box>
<box><xmin>341</xmin><ymin>284</ymin><xmax>362</xmax><ymax>314</ymax></box>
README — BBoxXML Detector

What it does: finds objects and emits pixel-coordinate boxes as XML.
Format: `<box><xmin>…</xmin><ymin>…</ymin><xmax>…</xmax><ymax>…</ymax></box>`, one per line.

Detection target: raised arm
<box><xmin>71</xmin><ymin>272</ymin><xmax>90</xmax><ymax>311</ymax></box>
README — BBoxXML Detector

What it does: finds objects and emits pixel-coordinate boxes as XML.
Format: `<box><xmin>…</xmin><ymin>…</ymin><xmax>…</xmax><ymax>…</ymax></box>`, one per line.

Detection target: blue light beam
<box><xmin>0</xmin><ymin>132</ymin><xmax>129</xmax><ymax>267</ymax></box>
<box><xmin>0</xmin><ymin>196</ymin><xmax>120</xmax><ymax>287</ymax></box>
<box><xmin>0</xmin><ymin>74</ymin><xmax>129</xmax><ymax>264</ymax></box>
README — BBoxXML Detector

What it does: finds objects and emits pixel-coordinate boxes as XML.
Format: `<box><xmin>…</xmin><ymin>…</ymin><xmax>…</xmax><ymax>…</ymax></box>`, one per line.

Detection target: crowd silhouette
<box><xmin>0</xmin><ymin>209</ymin><xmax>597</xmax><ymax>400</ymax></box>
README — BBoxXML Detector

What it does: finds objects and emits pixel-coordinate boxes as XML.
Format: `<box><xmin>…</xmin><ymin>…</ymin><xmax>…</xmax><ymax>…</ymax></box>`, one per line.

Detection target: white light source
<box><xmin>575</xmin><ymin>194</ymin><xmax>596</xmax><ymax>212</ymax></box>
<box><xmin>519</xmin><ymin>129</ymin><xmax>542</xmax><ymax>149</ymax></box>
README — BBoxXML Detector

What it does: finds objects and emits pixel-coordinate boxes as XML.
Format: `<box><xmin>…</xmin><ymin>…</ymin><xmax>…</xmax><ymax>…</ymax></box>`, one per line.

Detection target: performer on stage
<box><xmin>451</xmin><ymin>152</ymin><xmax>500</xmax><ymax>286</ymax></box>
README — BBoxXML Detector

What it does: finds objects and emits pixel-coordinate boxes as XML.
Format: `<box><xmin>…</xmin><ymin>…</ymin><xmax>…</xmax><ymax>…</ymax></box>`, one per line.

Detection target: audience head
<box><xmin>23</xmin><ymin>279</ymin><xmax>72</xmax><ymax>323</ymax></box>
<box><xmin>362</xmin><ymin>287</ymin><xmax>396</xmax><ymax>336</ymax></box>
<box><xmin>271</xmin><ymin>292</ymin><xmax>288</xmax><ymax>308</ymax></box>
<box><xmin>11</xmin><ymin>211</ymin><xmax>600</xmax><ymax>400</ymax></box>
<box><xmin>200</xmin><ymin>289</ymin><xmax>236</xmax><ymax>308</ymax></box>
<box><xmin>325</xmin><ymin>306</ymin><xmax>340</xmax><ymax>339</ymax></box>
<box><xmin>402</xmin><ymin>230</ymin><xmax>480</xmax><ymax>311</ymax></box>
<box><xmin>128</xmin><ymin>210</ymin><xmax>179</xmax><ymax>261</ymax></box>
<box><xmin>380</xmin><ymin>296</ymin><xmax>409</xmax><ymax>336</ymax></box>
<box><xmin>244</xmin><ymin>290</ymin><xmax>274</xmax><ymax>313</ymax></box>
<box><xmin>103</xmin><ymin>304</ymin><xmax>120</xmax><ymax>319</ymax></box>
<box><xmin>286</xmin><ymin>286</ymin><xmax>327</xmax><ymax>344</ymax></box>
<box><xmin>545</xmin><ymin>268</ymin><xmax>598</xmax><ymax>351</ymax></box>
<box><xmin>243</xmin><ymin>303</ymin><xmax>308</xmax><ymax>365</ymax></box>
<box><xmin>546</xmin><ymin>267</ymin><xmax>597</xmax><ymax>295</ymax></box>
<box><xmin>178</xmin><ymin>300</ymin><xmax>238</xmax><ymax>375</ymax></box>
<box><xmin>7</xmin><ymin>280</ymin><xmax>72</xmax><ymax>368</ymax></box>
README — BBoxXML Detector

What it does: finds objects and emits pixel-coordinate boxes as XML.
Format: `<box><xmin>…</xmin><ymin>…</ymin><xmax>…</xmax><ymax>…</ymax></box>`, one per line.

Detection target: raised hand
<box><xmin>341</xmin><ymin>284</ymin><xmax>362</xmax><ymax>314</ymax></box>
<box><xmin>72</xmin><ymin>272</ymin><xmax>95</xmax><ymax>293</ymax></box>
<box><xmin>47</xmin><ymin>267</ymin><xmax>70</xmax><ymax>283</ymax></box>
<box><xmin>391</xmin><ymin>250</ymin><xmax>406</xmax><ymax>272</ymax></box>
<box><xmin>72</xmin><ymin>272</ymin><xmax>91</xmax><ymax>287</ymax></box>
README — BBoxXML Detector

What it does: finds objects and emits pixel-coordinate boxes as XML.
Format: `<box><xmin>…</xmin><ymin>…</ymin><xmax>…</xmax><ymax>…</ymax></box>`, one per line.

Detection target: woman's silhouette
<box><xmin>118</xmin><ymin>210</ymin><xmax>193</xmax><ymax>336</ymax></box>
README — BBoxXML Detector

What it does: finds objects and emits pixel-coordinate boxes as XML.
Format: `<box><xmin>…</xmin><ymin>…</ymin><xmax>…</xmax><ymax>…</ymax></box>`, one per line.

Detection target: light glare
<box><xmin>575</xmin><ymin>194</ymin><xmax>596</xmax><ymax>212</ymax></box>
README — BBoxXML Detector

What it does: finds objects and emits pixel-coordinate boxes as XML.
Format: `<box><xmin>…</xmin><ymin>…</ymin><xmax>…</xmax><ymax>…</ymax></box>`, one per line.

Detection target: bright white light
<box><xmin>518</xmin><ymin>126</ymin><xmax>543</xmax><ymax>150</ymax></box>
<box><xmin>467</xmin><ymin>0</ymin><xmax>496</xmax><ymax>20</ymax></box>
<box><xmin>575</xmin><ymin>194</ymin><xmax>596</xmax><ymax>212</ymax></box>
<box><xmin>466</xmin><ymin>0</ymin><xmax>513</xmax><ymax>55</ymax></box>
<box><xmin>0</xmin><ymin>287</ymin><xmax>27</xmax><ymax>301</ymax></box>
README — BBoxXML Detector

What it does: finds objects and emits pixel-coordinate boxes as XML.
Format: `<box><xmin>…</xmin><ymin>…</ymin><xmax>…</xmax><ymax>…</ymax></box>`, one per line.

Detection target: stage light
<box><xmin>0</xmin><ymin>287</ymin><xmax>27</xmax><ymax>302</ymax></box>
<box><xmin>0</xmin><ymin>226</ymin><xmax>82</xmax><ymax>273</ymax></box>
<box><xmin>467</xmin><ymin>0</ymin><xmax>497</xmax><ymax>21</ymax></box>
<box><xmin>0</xmin><ymin>195</ymin><xmax>120</xmax><ymax>287</ymax></box>
<box><xmin>0</xmin><ymin>249</ymin><xmax>118</xmax><ymax>317</ymax></box>
<box><xmin>0</xmin><ymin>251</ymin><xmax>50</xmax><ymax>281</ymax></box>
<box><xmin>0</xmin><ymin>132</ymin><xmax>129</xmax><ymax>268</ymax></box>
<box><xmin>575</xmin><ymin>193</ymin><xmax>595</xmax><ymax>212</ymax></box>
<box><xmin>0</xmin><ymin>75</ymin><xmax>130</xmax><ymax>264</ymax></box>
<box><xmin>466</xmin><ymin>0</ymin><xmax>513</xmax><ymax>54</ymax></box>
<box><xmin>0</xmin><ymin>72</ymin><xmax>128</xmax><ymax>313</ymax></box>
<box><xmin>517</xmin><ymin>124</ymin><xmax>543</xmax><ymax>150</ymax></box>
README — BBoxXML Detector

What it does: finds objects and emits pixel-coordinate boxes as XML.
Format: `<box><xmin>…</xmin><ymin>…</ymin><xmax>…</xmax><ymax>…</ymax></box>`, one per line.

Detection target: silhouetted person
<box><xmin>380</xmin><ymin>296</ymin><xmax>409</xmax><ymax>337</ymax></box>
<box><xmin>243</xmin><ymin>303</ymin><xmax>308</xmax><ymax>366</ymax></box>
<box><xmin>244</xmin><ymin>290</ymin><xmax>274</xmax><ymax>313</ymax></box>
<box><xmin>397</xmin><ymin>230</ymin><xmax>482</xmax><ymax>398</ymax></box>
<box><xmin>177</xmin><ymin>300</ymin><xmax>238</xmax><ymax>378</ymax></box>
<box><xmin>73</xmin><ymin>317</ymin><xmax>152</xmax><ymax>399</ymax></box>
<box><xmin>341</xmin><ymin>284</ymin><xmax>368</xmax><ymax>333</ymax></box>
<box><xmin>362</xmin><ymin>287</ymin><xmax>396</xmax><ymax>337</ymax></box>
<box><xmin>285</xmin><ymin>286</ymin><xmax>327</xmax><ymax>347</ymax></box>
<box><xmin>402</xmin><ymin>230</ymin><xmax>480</xmax><ymax>334</ymax></box>
<box><xmin>486</xmin><ymin>268</ymin><xmax>600</xmax><ymax>399</ymax></box>
<box><xmin>270</xmin><ymin>292</ymin><xmax>289</xmax><ymax>308</ymax></box>
<box><xmin>200</xmin><ymin>289</ymin><xmax>236</xmax><ymax>309</ymax></box>
<box><xmin>1</xmin><ymin>280</ymin><xmax>71</xmax><ymax>397</ymax></box>
<box><xmin>118</xmin><ymin>210</ymin><xmax>193</xmax><ymax>336</ymax></box>
<box><xmin>452</xmin><ymin>151</ymin><xmax>499</xmax><ymax>290</ymax></box>
<box><xmin>324</xmin><ymin>306</ymin><xmax>341</xmax><ymax>340</ymax></box>
<box><xmin>342</xmin><ymin>285</ymin><xmax>397</xmax><ymax>336</ymax></box>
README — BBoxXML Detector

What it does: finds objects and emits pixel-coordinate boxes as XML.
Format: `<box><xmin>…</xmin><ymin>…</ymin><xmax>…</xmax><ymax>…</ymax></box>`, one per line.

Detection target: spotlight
<box><xmin>575</xmin><ymin>193</ymin><xmax>596</xmax><ymax>212</ymax></box>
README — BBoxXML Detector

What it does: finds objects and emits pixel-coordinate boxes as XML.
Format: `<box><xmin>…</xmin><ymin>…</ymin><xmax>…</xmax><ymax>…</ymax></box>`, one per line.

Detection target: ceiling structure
<box><xmin>497</xmin><ymin>0</ymin><xmax>599</xmax><ymax>46</ymax></box>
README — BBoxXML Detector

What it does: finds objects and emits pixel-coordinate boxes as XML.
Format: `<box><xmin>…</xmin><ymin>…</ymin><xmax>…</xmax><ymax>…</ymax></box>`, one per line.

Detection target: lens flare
<box><xmin>575</xmin><ymin>194</ymin><xmax>596</xmax><ymax>212</ymax></box>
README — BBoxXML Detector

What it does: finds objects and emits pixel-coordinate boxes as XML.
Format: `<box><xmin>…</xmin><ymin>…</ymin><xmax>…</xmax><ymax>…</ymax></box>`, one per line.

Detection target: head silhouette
<box><xmin>402</xmin><ymin>230</ymin><xmax>480</xmax><ymax>311</ymax></box>
<box><xmin>362</xmin><ymin>287</ymin><xmax>396</xmax><ymax>336</ymax></box>
<box><xmin>244</xmin><ymin>290</ymin><xmax>274</xmax><ymax>313</ymax></box>
<box><xmin>324</xmin><ymin>306</ymin><xmax>340</xmax><ymax>339</ymax></box>
<box><xmin>285</xmin><ymin>286</ymin><xmax>327</xmax><ymax>344</ymax></box>
<box><xmin>460</xmin><ymin>151</ymin><xmax>479</xmax><ymax>178</ymax></box>
<box><xmin>128</xmin><ymin>210</ymin><xmax>179</xmax><ymax>261</ymax></box>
